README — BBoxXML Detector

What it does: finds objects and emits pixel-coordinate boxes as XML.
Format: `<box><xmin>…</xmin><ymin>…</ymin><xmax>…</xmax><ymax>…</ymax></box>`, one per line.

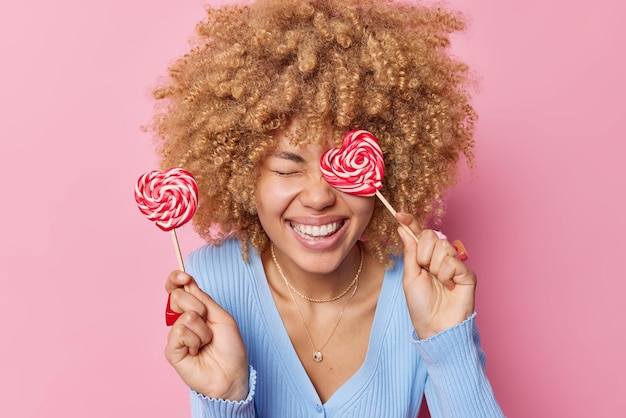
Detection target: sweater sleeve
<box><xmin>413</xmin><ymin>313</ymin><xmax>505</xmax><ymax>417</ymax></box>
<box><xmin>189</xmin><ymin>366</ymin><xmax>257</xmax><ymax>418</ymax></box>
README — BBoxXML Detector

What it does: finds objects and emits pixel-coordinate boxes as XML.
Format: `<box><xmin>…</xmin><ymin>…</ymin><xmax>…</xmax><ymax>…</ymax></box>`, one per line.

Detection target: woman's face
<box><xmin>255</xmin><ymin>132</ymin><xmax>375</xmax><ymax>275</ymax></box>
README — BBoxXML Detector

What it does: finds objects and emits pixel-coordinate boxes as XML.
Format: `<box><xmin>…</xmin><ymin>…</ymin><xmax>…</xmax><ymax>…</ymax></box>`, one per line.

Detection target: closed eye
<box><xmin>267</xmin><ymin>151</ymin><xmax>306</xmax><ymax>177</ymax></box>
<box><xmin>274</xmin><ymin>170</ymin><xmax>301</xmax><ymax>176</ymax></box>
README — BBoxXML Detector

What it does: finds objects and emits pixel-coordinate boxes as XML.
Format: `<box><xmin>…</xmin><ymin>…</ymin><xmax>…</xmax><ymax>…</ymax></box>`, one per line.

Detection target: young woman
<box><xmin>151</xmin><ymin>0</ymin><xmax>504</xmax><ymax>416</ymax></box>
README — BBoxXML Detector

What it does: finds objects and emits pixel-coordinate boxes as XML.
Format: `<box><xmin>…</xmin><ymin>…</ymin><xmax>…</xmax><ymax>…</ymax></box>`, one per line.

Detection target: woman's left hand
<box><xmin>396</xmin><ymin>212</ymin><xmax>476</xmax><ymax>340</ymax></box>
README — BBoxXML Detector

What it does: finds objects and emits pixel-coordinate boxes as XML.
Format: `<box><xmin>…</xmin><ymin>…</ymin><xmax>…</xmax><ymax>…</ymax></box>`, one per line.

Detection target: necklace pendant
<box><xmin>313</xmin><ymin>351</ymin><xmax>323</xmax><ymax>362</ymax></box>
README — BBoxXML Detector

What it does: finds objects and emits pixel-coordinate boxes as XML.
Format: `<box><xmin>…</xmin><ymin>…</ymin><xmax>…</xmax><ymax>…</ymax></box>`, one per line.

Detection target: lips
<box><xmin>290</xmin><ymin>220</ymin><xmax>344</xmax><ymax>239</ymax></box>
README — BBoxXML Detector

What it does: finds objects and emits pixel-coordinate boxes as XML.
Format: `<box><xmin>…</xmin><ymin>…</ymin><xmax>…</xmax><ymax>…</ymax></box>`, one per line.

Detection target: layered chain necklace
<box><xmin>270</xmin><ymin>243</ymin><xmax>363</xmax><ymax>363</ymax></box>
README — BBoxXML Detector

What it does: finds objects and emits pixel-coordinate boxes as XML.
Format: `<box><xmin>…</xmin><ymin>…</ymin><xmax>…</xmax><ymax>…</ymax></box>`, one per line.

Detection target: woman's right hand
<box><xmin>165</xmin><ymin>271</ymin><xmax>249</xmax><ymax>401</ymax></box>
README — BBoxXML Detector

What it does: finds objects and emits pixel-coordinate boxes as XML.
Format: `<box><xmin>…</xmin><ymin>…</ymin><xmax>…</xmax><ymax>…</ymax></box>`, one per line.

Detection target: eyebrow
<box><xmin>269</xmin><ymin>151</ymin><xmax>306</xmax><ymax>163</ymax></box>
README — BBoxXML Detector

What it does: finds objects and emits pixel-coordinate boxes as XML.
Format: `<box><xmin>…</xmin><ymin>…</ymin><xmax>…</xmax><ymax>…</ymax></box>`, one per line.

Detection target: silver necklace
<box><xmin>270</xmin><ymin>244</ymin><xmax>362</xmax><ymax>363</ymax></box>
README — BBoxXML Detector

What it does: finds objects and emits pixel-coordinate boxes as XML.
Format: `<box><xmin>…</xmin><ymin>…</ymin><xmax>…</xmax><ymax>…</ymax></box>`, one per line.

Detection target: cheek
<box><xmin>350</xmin><ymin>196</ymin><xmax>376</xmax><ymax>224</ymax></box>
<box><xmin>257</xmin><ymin>170</ymin><xmax>303</xmax><ymax>198</ymax></box>
<box><xmin>357</xmin><ymin>196</ymin><xmax>376</xmax><ymax>214</ymax></box>
<box><xmin>255</xmin><ymin>176</ymin><xmax>297</xmax><ymax>217</ymax></box>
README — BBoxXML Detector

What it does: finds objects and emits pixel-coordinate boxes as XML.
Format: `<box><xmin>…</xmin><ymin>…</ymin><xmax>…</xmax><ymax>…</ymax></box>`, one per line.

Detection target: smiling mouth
<box><xmin>290</xmin><ymin>221</ymin><xmax>344</xmax><ymax>239</ymax></box>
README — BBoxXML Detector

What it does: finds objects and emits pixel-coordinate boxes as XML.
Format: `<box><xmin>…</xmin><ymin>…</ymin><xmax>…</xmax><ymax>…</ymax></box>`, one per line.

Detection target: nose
<box><xmin>299</xmin><ymin>173</ymin><xmax>337</xmax><ymax>211</ymax></box>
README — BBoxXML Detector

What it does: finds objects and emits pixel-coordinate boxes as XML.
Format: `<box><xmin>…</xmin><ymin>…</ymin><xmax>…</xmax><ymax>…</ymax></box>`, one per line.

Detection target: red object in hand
<box><xmin>165</xmin><ymin>293</ymin><xmax>181</xmax><ymax>326</ymax></box>
<box><xmin>452</xmin><ymin>240</ymin><xmax>469</xmax><ymax>261</ymax></box>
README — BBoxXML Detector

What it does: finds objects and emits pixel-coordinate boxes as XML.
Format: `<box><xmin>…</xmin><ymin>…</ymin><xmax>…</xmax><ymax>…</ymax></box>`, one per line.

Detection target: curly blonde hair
<box><xmin>151</xmin><ymin>0</ymin><xmax>476</xmax><ymax>263</ymax></box>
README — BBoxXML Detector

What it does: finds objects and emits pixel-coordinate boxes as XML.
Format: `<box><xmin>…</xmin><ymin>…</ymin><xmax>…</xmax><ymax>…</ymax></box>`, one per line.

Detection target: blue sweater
<box><xmin>185</xmin><ymin>239</ymin><xmax>504</xmax><ymax>417</ymax></box>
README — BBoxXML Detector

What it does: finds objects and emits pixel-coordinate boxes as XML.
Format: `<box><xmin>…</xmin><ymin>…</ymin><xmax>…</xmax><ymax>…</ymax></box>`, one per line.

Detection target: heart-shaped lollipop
<box><xmin>320</xmin><ymin>130</ymin><xmax>384</xmax><ymax>196</ymax></box>
<box><xmin>321</xmin><ymin>130</ymin><xmax>416</xmax><ymax>239</ymax></box>
<box><xmin>135</xmin><ymin>168</ymin><xmax>198</xmax><ymax>232</ymax></box>
<box><xmin>135</xmin><ymin>167</ymin><xmax>198</xmax><ymax>275</ymax></box>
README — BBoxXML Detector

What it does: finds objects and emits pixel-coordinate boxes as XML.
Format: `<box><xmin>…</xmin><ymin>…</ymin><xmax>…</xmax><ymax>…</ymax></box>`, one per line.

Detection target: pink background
<box><xmin>1</xmin><ymin>0</ymin><xmax>624</xmax><ymax>417</ymax></box>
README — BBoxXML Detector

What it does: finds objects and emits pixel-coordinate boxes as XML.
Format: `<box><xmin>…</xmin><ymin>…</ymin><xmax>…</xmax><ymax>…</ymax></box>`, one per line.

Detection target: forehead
<box><xmin>266</xmin><ymin>136</ymin><xmax>329</xmax><ymax>162</ymax></box>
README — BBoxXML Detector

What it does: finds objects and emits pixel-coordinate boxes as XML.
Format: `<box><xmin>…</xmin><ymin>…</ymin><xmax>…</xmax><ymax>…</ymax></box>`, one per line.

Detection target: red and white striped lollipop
<box><xmin>320</xmin><ymin>130</ymin><xmax>384</xmax><ymax>196</ymax></box>
<box><xmin>135</xmin><ymin>167</ymin><xmax>198</xmax><ymax>272</ymax></box>
<box><xmin>321</xmin><ymin>130</ymin><xmax>421</xmax><ymax>242</ymax></box>
<box><xmin>135</xmin><ymin>168</ymin><xmax>198</xmax><ymax>231</ymax></box>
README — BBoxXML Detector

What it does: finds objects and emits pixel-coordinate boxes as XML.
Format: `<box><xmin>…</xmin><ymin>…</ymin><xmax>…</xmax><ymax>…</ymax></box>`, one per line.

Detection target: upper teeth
<box><xmin>292</xmin><ymin>222</ymin><xmax>340</xmax><ymax>237</ymax></box>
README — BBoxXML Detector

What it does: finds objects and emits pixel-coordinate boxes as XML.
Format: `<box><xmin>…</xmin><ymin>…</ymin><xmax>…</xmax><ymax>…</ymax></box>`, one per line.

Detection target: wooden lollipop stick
<box><xmin>171</xmin><ymin>229</ymin><xmax>190</xmax><ymax>291</ymax></box>
<box><xmin>170</xmin><ymin>229</ymin><xmax>185</xmax><ymax>272</ymax></box>
<box><xmin>375</xmin><ymin>190</ymin><xmax>419</xmax><ymax>243</ymax></box>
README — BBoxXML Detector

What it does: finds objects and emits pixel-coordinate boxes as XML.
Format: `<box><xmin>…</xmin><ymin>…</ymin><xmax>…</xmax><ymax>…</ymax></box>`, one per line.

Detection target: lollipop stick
<box><xmin>170</xmin><ymin>229</ymin><xmax>191</xmax><ymax>292</ymax></box>
<box><xmin>375</xmin><ymin>190</ymin><xmax>419</xmax><ymax>243</ymax></box>
<box><xmin>170</xmin><ymin>229</ymin><xmax>185</xmax><ymax>272</ymax></box>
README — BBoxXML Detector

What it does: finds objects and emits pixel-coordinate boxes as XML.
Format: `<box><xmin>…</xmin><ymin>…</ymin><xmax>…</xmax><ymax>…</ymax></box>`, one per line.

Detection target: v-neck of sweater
<box><xmin>248</xmin><ymin>250</ymin><xmax>404</xmax><ymax>408</ymax></box>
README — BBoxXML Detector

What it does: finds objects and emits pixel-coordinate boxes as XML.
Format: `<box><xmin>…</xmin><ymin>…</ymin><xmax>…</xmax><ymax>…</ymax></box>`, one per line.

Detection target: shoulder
<box><xmin>185</xmin><ymin>239</ymin><xmax>250</xmax><ymax>291</ymax></box>
<box><xmin>187</xmin><ymin>238</ymin><xmax>244</xmax><ymax>268</ymax></box>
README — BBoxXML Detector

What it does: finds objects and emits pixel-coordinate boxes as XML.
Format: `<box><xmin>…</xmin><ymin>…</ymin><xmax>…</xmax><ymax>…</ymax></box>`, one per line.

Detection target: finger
<box><xmin>165</xmin><ymin>270</ymin><xmax>193</xmax><ymax>293</ymax></box>
<box><xmin>183</xmin><ymin>280</ymin><xmax>237</xmax><ymax>326</ymax></box>
<box><xmin>435</xmin><ymin>256</ymin><xmax>461</xmax><ymax>290</ymax></box>
<box><xmin>398</xmin><ymin>226</ymin><xmax>422</xmax><ymax>280</ymax></box>
<box><xmin>437</xmin><ymin>256</ymin><xmax>477</xmax><ymax>289</ymax></box>
<box><xmin>166</xmin><ymin>270</ymin><xmax>235</xmax><ymax>326</ymax></box>
<box><xmin>169</xmin><ymin>287</ymin><xmax>209</xmax><ymax>320</ymax></box>
<box><xmin>428</xmin><ymin>238</ymin><xmax>457</xmax><ymax>276</ymax></box>
<box><xmin>177</xmin><ymin>310</ymin><xmax>214</xmax><ymax>355</ymax></box>
<box><xmin>165</xmin><ymin>319</ymin><xmax>210</xmax><ymax>364</ymax></box>
<box><xmin>415</xmin><ymin>229</ymin><xmax>439</xmax><ymax>269</ymax></box>
<box><xmin>395</xmin><ymin>212</ymin><xmax>422</xmax><ymax>234</ymax></box>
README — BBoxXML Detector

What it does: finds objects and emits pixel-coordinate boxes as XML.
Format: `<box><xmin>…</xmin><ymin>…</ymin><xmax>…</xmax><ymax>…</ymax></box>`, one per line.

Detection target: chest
<box><xmin>280</xmin><ymin>299</ymin><xmax>377</xmax><ymax>403</ymax></box>
<box><xmin>239</xmin><ymin>280</ymin><xmax>424</xmax><ymax>415</ymax></box>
